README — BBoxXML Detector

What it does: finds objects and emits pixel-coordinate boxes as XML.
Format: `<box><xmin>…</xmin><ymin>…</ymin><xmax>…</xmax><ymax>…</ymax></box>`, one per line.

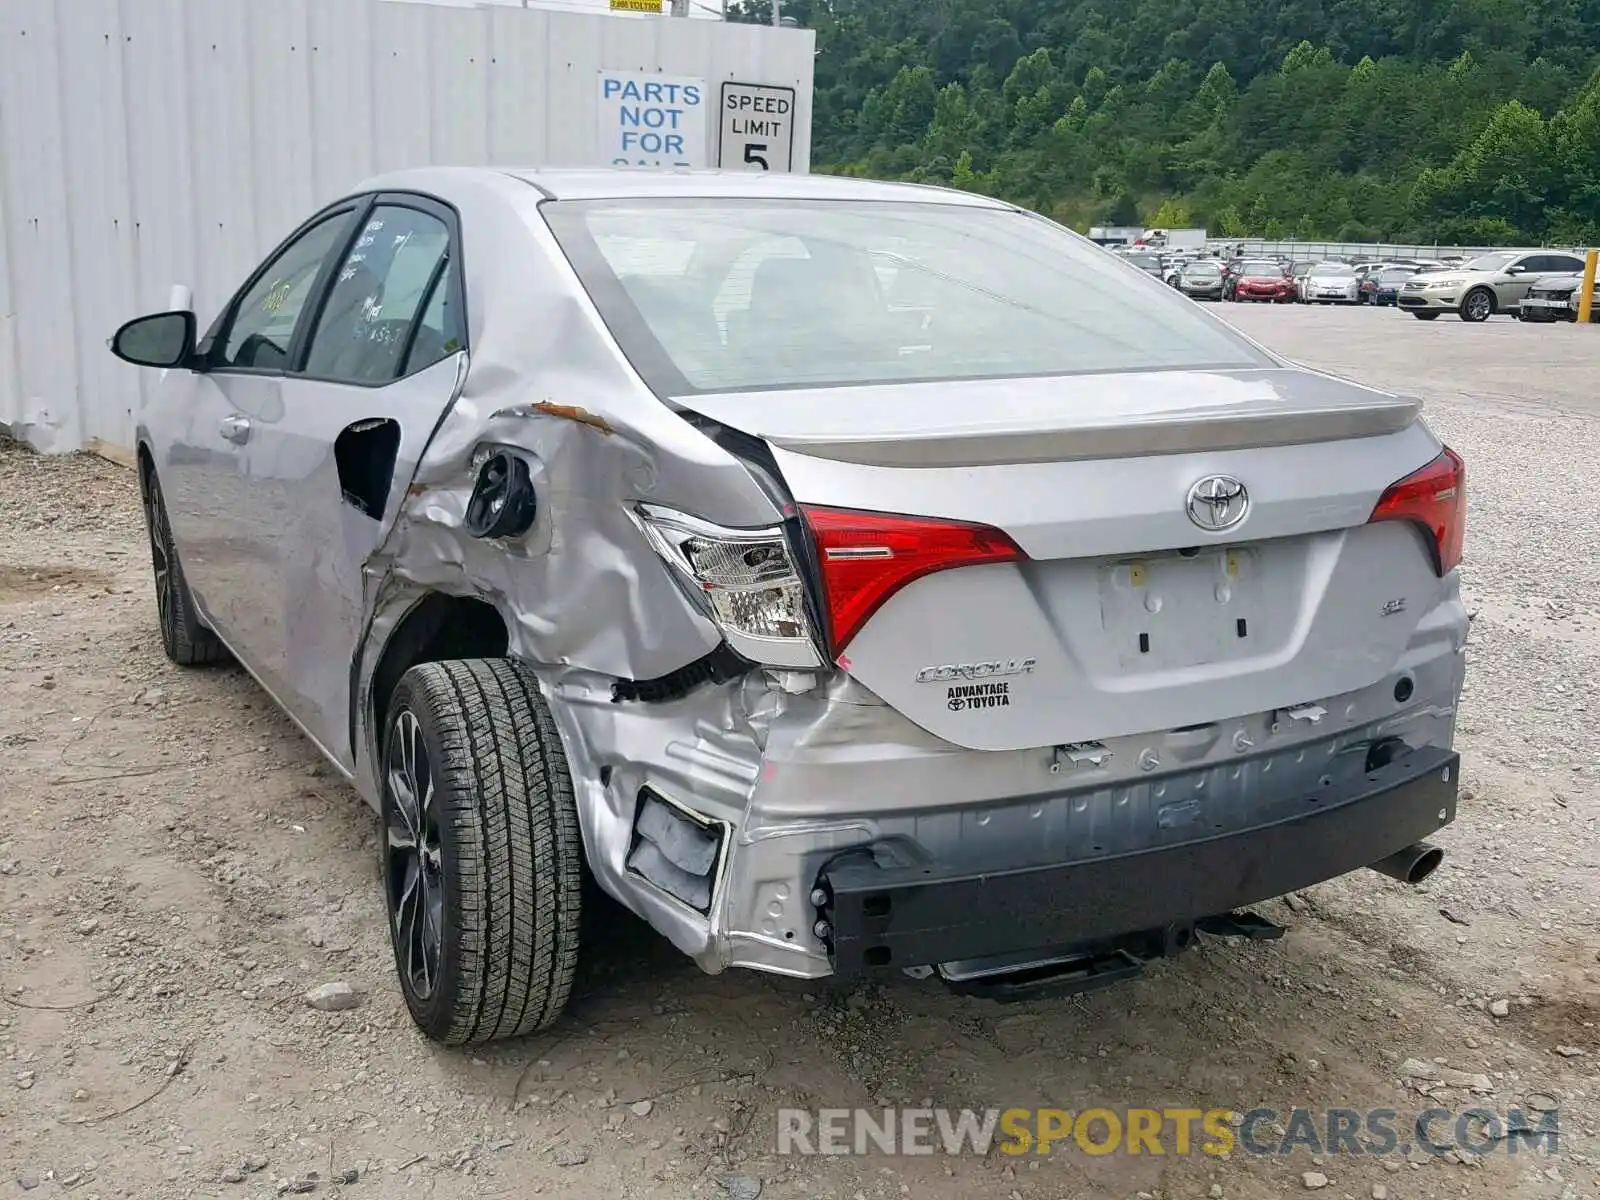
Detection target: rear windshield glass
<box><xmin>542</xmin><ymin>199</ymin><xmax>1272</xmax><ymax>395</ymax></box>
<box><xmin>1121</xmin><ymin>253</ymin><xmax>1161</xmax><ymax>269</ymax></box>
<box><xmin>1379</xmin><ymin>268</ymin><xmax>1415</xmax><ymax>282</ymax></box>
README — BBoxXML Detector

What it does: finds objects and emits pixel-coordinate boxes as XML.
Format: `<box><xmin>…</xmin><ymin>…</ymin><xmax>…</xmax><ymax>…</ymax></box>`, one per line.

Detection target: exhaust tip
<box><xmin>1369</xmin><ymin>841</ymin><xmax>1444</xmax><ymax>886</ymax></box>
<box><xmin>1406</xmin><ymin>844</ymin><xmax>1445</xmax><ymax>884</ymax></box>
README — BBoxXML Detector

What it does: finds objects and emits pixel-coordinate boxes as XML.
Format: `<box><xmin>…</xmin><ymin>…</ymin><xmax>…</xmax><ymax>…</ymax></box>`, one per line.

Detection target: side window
<box><xmin>219</xmin><ymin>212</ymin><xmax>356</xmax><ymax>371</ymax></box>
<box><xmin>1548</xmin><ymin>255</ymin><xmax>1586</xmax><ymax>274</ymax></box>
<box><xmin>303</xmin><ymin>205</ymin><xmax>451</xmax><ymax>384</ymax></box>
<box><xmin>402</xmin><ymin>259</ymin><xmax>464</xmax><ymax>376</ymax></box>
<box><xmin>1523</xmin><ymin>255</ymin><xmax>1572</xmax><ymax>275</ymax></box>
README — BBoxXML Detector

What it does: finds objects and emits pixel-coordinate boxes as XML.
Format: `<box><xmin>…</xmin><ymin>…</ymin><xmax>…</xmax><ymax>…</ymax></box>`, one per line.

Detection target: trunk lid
<box><xmin>684</xmin><ymin>369</ymin><xmax>1449</xmax><ymax>752</ymax></box>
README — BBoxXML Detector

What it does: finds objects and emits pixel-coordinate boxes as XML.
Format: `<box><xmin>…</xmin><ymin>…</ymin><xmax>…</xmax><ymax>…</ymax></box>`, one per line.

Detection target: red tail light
<box><xmin>799</xmin><ymin>506</ymin><xmax>1025</xmax><ymax>658</ymax></box>
<box><xmin>1367</xmin><ymin>446</ymin><xmax>1466</xmax><ymax>575</ymax></box>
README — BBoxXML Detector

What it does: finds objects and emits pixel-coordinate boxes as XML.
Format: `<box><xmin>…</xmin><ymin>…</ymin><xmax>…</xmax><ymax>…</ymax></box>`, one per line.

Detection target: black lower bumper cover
<box><xmin>819</xmin><ymin>745</ymin><xmax>1459</xmax><ymax>977</ymax></box>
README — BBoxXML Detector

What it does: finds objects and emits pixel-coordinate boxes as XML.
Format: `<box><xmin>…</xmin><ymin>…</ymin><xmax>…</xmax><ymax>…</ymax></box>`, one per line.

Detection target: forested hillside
<box><xmin>733</xmin><ymin>0</ymin><xmax>1600</xmax><ymax>243</ymax></box>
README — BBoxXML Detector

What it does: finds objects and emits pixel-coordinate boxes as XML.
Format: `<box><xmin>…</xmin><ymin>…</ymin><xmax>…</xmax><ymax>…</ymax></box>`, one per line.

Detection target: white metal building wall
<box><xmin>0</xmin><ymin>0</ymin><xmax>814</xmax><ymax>453</ymax></box>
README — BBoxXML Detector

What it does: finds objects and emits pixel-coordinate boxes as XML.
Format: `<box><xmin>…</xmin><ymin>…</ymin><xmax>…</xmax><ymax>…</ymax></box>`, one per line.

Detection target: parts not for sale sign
<box><xmin>717</xmin><ymin>81</ymin><xmax>796</xmax><ymax>172</ymax></box>
<box><xmin>598</xmin><ymin>71</ymin><xmax>707</xmax><ymax>168</ymax></box>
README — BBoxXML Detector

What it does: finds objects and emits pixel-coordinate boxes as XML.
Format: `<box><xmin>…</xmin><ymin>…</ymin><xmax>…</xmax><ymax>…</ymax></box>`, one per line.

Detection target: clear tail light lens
<box><xmin>800</xmin><ymin>505</ymin><xmax>1025</xmax><ymax>658</ymax></box>
<box><xmin>1367</xmin><ymin>446</ymin><xmax>1466</xmax><ymax>575</ymax></box>
<box><xmin>633</xmin><ymin>505</ymin><xmax>823</xmax><ymax>669</ymax></box>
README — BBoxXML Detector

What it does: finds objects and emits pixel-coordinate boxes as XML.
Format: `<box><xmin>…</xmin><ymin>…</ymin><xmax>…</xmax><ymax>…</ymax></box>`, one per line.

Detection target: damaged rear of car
<box><xmin>117</xmin><ymin>169</ymin><xmax>1468</xmax><ymax>1045</ymax></box>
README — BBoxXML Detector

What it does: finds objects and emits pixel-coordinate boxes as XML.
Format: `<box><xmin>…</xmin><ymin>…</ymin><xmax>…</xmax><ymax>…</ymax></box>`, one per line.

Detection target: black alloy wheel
<box><xmin>385</xmin><ymin>707</ymin><xmax>445</xmax><ymax>1003</ymax></box>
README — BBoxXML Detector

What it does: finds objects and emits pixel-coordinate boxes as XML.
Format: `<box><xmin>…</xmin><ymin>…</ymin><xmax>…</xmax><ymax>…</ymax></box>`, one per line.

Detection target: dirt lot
<box><xmin>3</xmin><ymin>304</ymin><xmax>1598</xmax><ymax>1200</ymax></box>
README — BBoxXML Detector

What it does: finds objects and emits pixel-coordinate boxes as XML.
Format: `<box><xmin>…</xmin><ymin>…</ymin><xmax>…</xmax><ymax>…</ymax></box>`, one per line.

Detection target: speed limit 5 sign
<box><xmin>717</xmin><ymin>81</ymin><xmax>796</xmax><ymax>172</ymax></box>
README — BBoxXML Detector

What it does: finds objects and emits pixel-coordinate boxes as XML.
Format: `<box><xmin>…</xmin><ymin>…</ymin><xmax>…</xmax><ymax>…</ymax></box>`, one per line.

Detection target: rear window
<box><xmin>1121</xmin><ymin>253</ymin><xmax>1161</xmax><ymax>269</ymax></box>
<box><xmin>542</xmin><ymin>199</ymin><xmax>1271</xmax><ymax>395</ymax></box>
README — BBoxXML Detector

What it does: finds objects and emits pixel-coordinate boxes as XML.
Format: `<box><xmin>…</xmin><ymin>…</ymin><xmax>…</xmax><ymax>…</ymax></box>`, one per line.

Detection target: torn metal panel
<box><xmin>342</xmin><ymin>169</ymin><xmax>785</xmax><ymax>804</ymax></box>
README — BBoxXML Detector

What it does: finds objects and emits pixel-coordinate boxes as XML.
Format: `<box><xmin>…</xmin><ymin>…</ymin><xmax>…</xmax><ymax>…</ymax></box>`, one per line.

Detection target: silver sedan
<box><xmin>110</xmin><ymin>169</ymin><xmax>1468</xmax><ymax>1042</ymax></box>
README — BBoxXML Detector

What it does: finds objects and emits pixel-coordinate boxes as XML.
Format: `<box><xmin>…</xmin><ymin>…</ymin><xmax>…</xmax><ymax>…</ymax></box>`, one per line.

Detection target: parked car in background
<box><xmin>1289</xmin><ymin>261</ymin><xmax>1316</xmax><ymax>300</ymax></box>
<box><xmin>1119</xmin><ymin>250</ymin><xmax>1166</xmax><ymax>280</ymax></box>
<box><xmin>1362</xmin><ymin>266</ymin><xmax>1419</xmax><ymax>307</ymax></box>
<box><xmin>1231</xmin><ymin>260</ymin><xmax>1296</xmax><ymax>303</ymax></box>
<box><xmin>1517</xmin><ymin>272</ymin><xmax>1598</xmax><ymax>323</ymax></box>
<box><xmin>1304</xmin><ymin>263</ymin><xmax>1361</xmax><ymax>304</ymax></box>
<box><xmin>1397</xmin><ymin>250</ymin><xmax>1590</xmax><ymax>322</ymax></box>
<box><xmin>106</xmin><ymin>167</ymin><xmax>1468</xmax><ymax>1037</ymax></box>
<box><xmin>1178</xmin><ymin>259</ymin><xmax>1227</xmax><ymax>300</ymax></box>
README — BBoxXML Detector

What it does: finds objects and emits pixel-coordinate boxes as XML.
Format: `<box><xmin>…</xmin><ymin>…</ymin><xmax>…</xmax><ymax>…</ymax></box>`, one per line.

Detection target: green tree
<box><xmin>1149</xmin><ymin>197</ymin><xmax>1193</xmax><ymax>226</ymax></box>
<box><xmin>786</xmin><ymin>0</ymin><xmax>1600</xmax><ymax>243</ymax></box>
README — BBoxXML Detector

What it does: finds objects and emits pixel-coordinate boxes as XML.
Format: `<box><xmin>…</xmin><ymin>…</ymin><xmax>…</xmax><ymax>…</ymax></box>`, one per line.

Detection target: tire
<box><xmin>1460</xmin><ymin>288</ymin><xmax>1494</xmax><ymax>322</ymax></box>
<box><xmin>381</xmin><ymin>658</ymin><xmax>582</xmax><ymax>1045</ymax></box>
<box><xmin>139</xmin><ymin>462</ymin><xmax>227</xmax><ymax>667</ymax></box>
<box><xmin>1412</xmin><ymin>312</ymin><xmax>1440</xmax><ymax>321</ymax></box>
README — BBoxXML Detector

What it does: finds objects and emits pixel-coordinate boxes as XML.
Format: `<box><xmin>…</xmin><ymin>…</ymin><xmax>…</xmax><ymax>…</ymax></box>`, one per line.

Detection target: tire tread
<box><xmin>397</xmin><ymin>658</ymin><xmax>581</xmax><ymax>1045</ymax></box>
<box><xmin>143</xmin><ymin>468</ymin><xmax>227</xmax><ymax>667</ymax></box>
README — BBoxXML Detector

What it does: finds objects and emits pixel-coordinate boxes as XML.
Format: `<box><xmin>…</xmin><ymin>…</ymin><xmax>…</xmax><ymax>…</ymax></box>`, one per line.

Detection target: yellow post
<box><xmin>1579</xmin><ymin>248</ymin><xmax>1598</xmax><ymax>325</ymax></box>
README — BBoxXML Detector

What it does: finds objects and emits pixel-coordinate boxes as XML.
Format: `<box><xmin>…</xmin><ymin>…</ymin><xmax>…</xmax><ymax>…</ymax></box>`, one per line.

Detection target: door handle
<box><xmin>219</xmin><ymin>414</ymin><xmax>252</xmax><ymax>445</ymax></box>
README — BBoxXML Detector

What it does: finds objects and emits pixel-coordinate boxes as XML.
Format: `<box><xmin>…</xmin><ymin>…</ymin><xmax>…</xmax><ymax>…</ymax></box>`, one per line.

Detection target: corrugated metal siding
<box><xmin>0</xmin><ymin>0</ymin><xmax>814</xmax><ymax>452</ymax></box>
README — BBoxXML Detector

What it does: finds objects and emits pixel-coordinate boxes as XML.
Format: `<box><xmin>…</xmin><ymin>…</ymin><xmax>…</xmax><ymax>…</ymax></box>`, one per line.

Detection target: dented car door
<box><xmin>233</xmin><ymin>196</ymin><xmax>466</xmax><ymax>768</ymax></box>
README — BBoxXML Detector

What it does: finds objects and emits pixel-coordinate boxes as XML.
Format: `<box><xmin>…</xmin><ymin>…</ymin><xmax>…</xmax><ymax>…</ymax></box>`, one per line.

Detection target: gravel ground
<box><xmin>2</xmin><ymin>303</ymin><xmax>1597</xmax><ymax>1200</ymax></box>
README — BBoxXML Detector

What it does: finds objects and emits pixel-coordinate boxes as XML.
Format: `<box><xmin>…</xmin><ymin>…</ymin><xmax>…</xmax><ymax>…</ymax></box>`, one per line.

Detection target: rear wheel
<box><xmin>1412</xmin><ymin>312</ymin><xmax>1440</xmax><ymax>321</ymax></box>
<box><xmin>1460</xmin><ymin>288</ymin><xmax>1494</xmax><ymax>322</ymax></box>
<box><xmin>381</xmin><ymin>658</ymin><xmax>582</xmax><ymax>1045</ymax></box>
<box><xmin>139</xmin><ymin>463</ymin><xmax>226</xmax><ymax>666</ymax></box>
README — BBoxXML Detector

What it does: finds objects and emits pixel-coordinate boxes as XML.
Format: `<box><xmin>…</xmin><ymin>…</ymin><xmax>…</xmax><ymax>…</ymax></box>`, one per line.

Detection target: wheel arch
<box><xmin>358</xmin><ymin>591</ymin><xmax>511</xmax><ymax>777</ymax></box>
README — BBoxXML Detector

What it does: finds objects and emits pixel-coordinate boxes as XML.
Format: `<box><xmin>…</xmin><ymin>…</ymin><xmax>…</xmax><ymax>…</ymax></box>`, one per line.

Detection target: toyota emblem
<box><xmin>1185</xmin><ymin>475</ymin><xmax>1249</xmax><ymax>532</ymax></box>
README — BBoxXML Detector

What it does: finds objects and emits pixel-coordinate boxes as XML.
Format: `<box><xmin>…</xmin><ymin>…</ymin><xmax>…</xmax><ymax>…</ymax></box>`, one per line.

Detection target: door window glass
<box><xmin>402</xmin><ymin>259</ymin><xmax>465</xmax><ymax>376</ymax></box>
<box><xmin>220</xmin><ymin>212</ymin><xmax>356</xmax><ymax>370</ymax></box>
<box><xmin>304</xmin><ymin>206</ymin><xmax>451</xmax><ymax>384</ymax></box>
<box><xmin>1543</xmin><ymin>255</ymin><xmax>1585</xmax><ymax>274</ymax></box>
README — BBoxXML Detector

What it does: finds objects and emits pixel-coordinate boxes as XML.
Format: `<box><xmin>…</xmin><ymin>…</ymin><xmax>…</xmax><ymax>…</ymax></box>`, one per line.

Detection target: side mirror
<box><xmin>1504</xmin><ymin>264</ymin><xmax>1524</xmax><ymax>275</ymax></box>
<box><xmin>110</xmin><ymin>311</ymin><xmax>196</xmax><ymax>369</ymax></box>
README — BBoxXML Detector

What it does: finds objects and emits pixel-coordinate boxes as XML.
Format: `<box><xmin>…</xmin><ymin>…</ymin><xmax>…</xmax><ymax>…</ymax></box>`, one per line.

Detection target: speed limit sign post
<box><xmin>717</xmin><ymin>81</ymin><xmax>796</xmax><ymax>172</ymax></box>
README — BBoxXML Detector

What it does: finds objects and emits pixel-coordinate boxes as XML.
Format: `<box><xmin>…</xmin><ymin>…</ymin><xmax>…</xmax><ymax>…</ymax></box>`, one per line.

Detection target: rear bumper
<box><xmin>819</xmin><ymin>745</ymin><xmax>1458</xmax><ymax>976</ymax></box>
<box><xmin>573</xmin><ymin>589</ymin><xmax>1468</xmax><ymax>980</ymax></box>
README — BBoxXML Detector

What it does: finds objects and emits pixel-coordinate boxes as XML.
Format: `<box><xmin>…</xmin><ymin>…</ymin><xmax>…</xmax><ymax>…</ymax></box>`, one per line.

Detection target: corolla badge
<box><xmin>915</xmin><ymin>659</ymin><xmax>1037</xmax><ymax>684</ymax></box>
<box><xmin>1185</xmin><ymin>474</ymin><xmax>1250</xmax><ymax>532</ymax></box>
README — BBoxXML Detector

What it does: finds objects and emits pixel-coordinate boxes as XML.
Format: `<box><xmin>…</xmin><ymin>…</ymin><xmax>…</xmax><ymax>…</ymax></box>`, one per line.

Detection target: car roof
<box><xmin>358</xmin><ymin>165</ymin><xmax>1015</xmax><ymax>209</ymax></box>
